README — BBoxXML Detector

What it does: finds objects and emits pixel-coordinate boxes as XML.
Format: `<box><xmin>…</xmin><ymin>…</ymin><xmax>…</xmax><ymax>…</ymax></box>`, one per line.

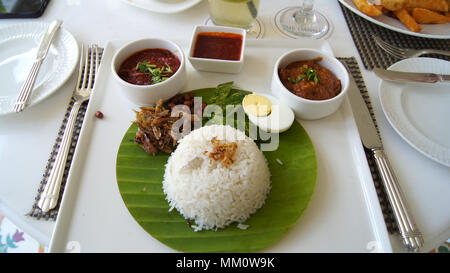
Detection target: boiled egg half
<box><xmin>242</xmin><ymin>93</ymin><xmax>295</xmax><ymax>133</ymax></box>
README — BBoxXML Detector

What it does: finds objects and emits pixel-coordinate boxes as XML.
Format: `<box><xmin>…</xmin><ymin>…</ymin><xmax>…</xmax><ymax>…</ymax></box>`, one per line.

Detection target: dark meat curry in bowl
<box><xmin>278</xmin><ymin>57</ymin><xmax>342</xmax><ymax>101</ymax></box>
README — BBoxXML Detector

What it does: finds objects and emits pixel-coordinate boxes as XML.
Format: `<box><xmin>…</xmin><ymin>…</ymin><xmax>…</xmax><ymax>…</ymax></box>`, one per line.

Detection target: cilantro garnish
<box><xmin>136</xmin><ymin>61</ymin><xmax>173</xmax><ymax>84</ymax></box>
<box><xmin>288</xmin><ymin>67</ymin><xmax>319</xmax><ymax>84</ymax></box>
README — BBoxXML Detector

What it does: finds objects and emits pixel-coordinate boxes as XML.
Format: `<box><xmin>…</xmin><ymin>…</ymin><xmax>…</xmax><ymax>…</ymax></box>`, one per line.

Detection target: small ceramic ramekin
<box><xmin>188</xmin><ymin>25</ymin><xmax>246</xmax><ymax>74</ymax></box>
<box><xmin>111</xmin><ymin>38</ymin><xmax>186</xmax><ymax>105</ymax></box>
<box><xmin>271</xmin><ymin>48</ymin><xmax>349</xmax><ymax>120</ymax></box>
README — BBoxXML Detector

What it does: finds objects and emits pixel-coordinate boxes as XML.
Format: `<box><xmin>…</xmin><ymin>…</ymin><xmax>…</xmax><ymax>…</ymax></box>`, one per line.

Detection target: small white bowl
<box><xmin>188</xmin><ymin>25</ymin><xmax>246</xmax><ymax>74</ymax></box>
<box><xmin>271</xmin><ymin>49</ymin><xmax>349</xmax><ymax>120</ymax></box>
<box><xmin>111</xmin><ymin>38</ymin><xmax>186</xmax><ymax>106</ymax></box>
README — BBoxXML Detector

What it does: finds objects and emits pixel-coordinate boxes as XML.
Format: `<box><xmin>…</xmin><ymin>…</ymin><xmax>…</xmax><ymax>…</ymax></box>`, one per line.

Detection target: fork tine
<box><xmin>81</xmin><ymin>45</ymin><xmax>90</xmax><ymax>89</ymax></box>
<box><xmin>373</xmin><ymin>36</ymin><xmax>405</xmax><ymax>59</ymax></box>
<box><xmin>93</xmin><ymin>45</ymin><xmax>100</xmax><ymax>87</ymax></box>
<box><xmin>376</xmin><ymin>38</ymin><xmax>405</xmax><ymax>56</ymax></box>
<box><xmin>373</xmin><ymin>36</ymin><xmax>393</xmax><ymax>50</ymax></box>
<box><xmin>87</xmin><ymin>45</ymin><xmax>95</xmax><ymax>90</ymax></box>
<box><xmin>86</xmin><ymin>45</ymin><xmax>100</xmax><ymax>90</ymax></box>
<box><xmin>76</xmin><ymin>44</ymin><xmax>85</xmax><ymax>90</ymax></box>
<box><xmin>373</xmin><ymin>35</ymin><xmax>386</xmax><ymax>47</ymax></box>
<box><xmin>378</xmin><ymin>43</ymin><xmax>405</xmax><ymax>59</ymax></box>
<box><xmin>94</xmin><ymin>45</ymin><xmax>100</xmax><ymax>75</ymax></box>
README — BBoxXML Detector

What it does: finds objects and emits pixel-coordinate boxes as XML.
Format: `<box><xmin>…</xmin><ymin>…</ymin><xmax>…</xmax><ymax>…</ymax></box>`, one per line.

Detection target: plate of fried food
<box><xmin>339</xmin><ymin>0</ymin><xmax>450</xmax><ymax>39</ymax></box>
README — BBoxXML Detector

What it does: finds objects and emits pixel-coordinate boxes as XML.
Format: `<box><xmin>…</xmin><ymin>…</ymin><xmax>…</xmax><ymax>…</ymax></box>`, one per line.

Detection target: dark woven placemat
<box><xmin>339</xmin><ymin>1</ymin><xmax>450</xmax><ymax>70</ymax></box>
<box><xmin>339</xmin><ymin>57</ymin><xmax>398</xmax><ymax>234</ymax></box>
<box><xmin>27</xmin><ymin>47</ymin><xmax>103</xmax><ymax>221</ymax></box>
<box><xmin>27</xmin><ymin>99</ymin><xmax>89</xmax><ymax>220</ymax></box>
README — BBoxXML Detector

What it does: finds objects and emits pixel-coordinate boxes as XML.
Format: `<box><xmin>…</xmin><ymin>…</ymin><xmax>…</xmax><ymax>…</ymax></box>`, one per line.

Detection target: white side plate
<box><xmin>121</xmin><ymin>0</ymin><xmax>203</xmax><ymax>14</ymax></box>
<box><xmin>379</xmin><ymin>58</ymin><xmax>450</xmax><ymax>167</ymax></box>
<box><xmin>0</xmin><ymin>22</ymin><xmax>79</xmax><ymax>116</ymax></box>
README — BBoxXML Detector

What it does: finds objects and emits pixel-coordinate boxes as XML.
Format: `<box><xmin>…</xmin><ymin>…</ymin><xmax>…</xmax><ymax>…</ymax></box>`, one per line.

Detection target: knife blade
<box><xmin>374</xmin><ymin>68</ymin><xmax>450</xmax><ymax>83</ymax></box>
<box><xmin>13</xmin><ymin>19</ymin><xmax>62</xmax><ymax>113</ymax></box>
<box><xmin>345</xmin><ymin>63</ymin><xmax>424</xmax><ymax>252</ymax></box>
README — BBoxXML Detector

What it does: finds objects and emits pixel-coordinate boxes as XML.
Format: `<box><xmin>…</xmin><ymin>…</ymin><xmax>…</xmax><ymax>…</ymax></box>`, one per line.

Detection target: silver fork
<box><xmin>38</xmin><ymin>44</ymin><xmax>100</xmax><ymax>213</ymax></box>
<box><xmin>373</xmin><ymin>35</ymin><xmax>450</xmax><ymax>59</ymax></box>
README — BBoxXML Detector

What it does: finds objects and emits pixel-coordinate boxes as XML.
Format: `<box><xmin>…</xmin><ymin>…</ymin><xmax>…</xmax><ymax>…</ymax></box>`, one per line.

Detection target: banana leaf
<box><xmin>116</xmin><ymin>88</ymin><xmax>316</xmax><ymax>252</ymax></box>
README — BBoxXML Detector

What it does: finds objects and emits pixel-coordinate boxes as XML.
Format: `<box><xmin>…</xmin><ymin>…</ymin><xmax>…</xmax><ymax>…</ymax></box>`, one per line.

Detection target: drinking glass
<box><xmin>206</xmin><ymin>0</ymin><xmax>264</xmax><ymax>38</ymax></box>
<box><xmin>274</xmin><ymin>0</ymin><xmax>330</xmax><ymax>39</ymax></box>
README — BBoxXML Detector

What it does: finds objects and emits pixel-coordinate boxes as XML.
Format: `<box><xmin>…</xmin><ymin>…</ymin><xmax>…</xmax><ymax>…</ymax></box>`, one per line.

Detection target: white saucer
<box><xmin>0</xmin><ymin>22</ymin><xmax>79</xmax><ymax>116</ymax></box>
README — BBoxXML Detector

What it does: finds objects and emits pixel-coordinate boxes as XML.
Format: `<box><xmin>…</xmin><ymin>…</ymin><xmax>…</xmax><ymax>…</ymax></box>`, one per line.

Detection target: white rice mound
<box><xmin>163</xmin><ymin>125</ymin><xmax>271</xmax><ymax>231</ymax></box>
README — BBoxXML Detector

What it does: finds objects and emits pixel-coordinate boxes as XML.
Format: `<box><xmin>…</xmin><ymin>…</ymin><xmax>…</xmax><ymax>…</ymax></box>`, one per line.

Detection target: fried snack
<box><xmin>375</xmin><ymin>5</ymin><xmax>384</xmax><ymax>12</ymax></box>
<box><xmin>381</xmin><ymin>0</ymin><xmax>407</xmax><ymax>11</ymax></box>
<box><xmin>412</xmin><ymin>7</ymin><xmax>450</xmax><ymax>22</ymax></box>
<box><xmin>352</xmin><ymin>0</ymin><xmax>383</xmax><ymax>16</ymax></box>
<box><xmin>394</xmin><ymin>8</ymin><xmax>422</xmax><ymax>31</ymax></box>
<box><xmin>405</xmin><ymin>0</ymin><xmax>449</xmax><ymax>12</ymax></box>
<box><xmin>134</xmin><ymin>99</ymin><xmax>181</xmax><ymax>155</ymax></box>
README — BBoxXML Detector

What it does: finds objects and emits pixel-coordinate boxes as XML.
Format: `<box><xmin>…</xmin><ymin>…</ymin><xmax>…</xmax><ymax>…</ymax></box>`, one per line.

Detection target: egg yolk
<box><xmin>242</xmin><ymin>94</ymin><xmax>272</xmax><ymax>117</ymax></box>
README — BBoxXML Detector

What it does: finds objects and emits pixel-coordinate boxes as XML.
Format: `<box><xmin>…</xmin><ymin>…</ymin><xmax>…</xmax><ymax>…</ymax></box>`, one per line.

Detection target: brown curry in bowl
<box><xmin>118</xmin><ymin>48</ymin><xmax>181</xmax><ymax>86</ymax></box>
<box><xmin>278</xmin><ymin>57</ymin><xmax>342</xmax><ymax>101</ymax></box>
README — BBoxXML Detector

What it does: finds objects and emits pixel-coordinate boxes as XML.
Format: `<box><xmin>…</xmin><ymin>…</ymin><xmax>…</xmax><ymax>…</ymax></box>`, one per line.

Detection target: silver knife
<box><xmin>13</xmin><ymin>19</ymin><xmax>63</xmax><ymax>113</ymax></box>
<box><xmin>346</xmin><ymin>63</ymin><xmax>424</xmax><ymax>252</ymax></box>
<box><xmin>374</xmin><ymin>68</ymin><xmax>450</xmax><ymax>83</ymax></box>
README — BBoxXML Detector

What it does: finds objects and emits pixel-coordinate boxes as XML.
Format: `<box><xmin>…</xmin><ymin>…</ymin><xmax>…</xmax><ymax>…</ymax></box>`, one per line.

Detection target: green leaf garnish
<box><xmin>135</xmin><ymin>61</ymin><xmax>174</xmax><ymax>84</ymax></box>
<box><xmin>203</xmin><ymin>82</ymin><xmax>252</xmax><ymax>136</ymax></box>
<box><xmin>165</xmin><ymin>63</ymin><xmax>173</xmax><ymax>73</ymax></box>
<box><xmin>288</xmin><ymin>67</ymin><xmax>319</xmax><ymax>84</ymax></box>
<box><xmin>288</xmin><ymin>75</ymin><xmax>306</xmax><ymax>83</ymax></box>
<box><xmin>208</xmin><ymin>81</ymin><xmax>233</xmax><ymax>105</ymax></box>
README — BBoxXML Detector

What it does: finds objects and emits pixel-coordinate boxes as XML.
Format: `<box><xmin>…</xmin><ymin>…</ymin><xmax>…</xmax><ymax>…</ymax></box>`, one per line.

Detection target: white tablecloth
<box><xmin>0</xmin><ymin>0</ymin><xmax>448</xmax><ymax>252</ymax></box>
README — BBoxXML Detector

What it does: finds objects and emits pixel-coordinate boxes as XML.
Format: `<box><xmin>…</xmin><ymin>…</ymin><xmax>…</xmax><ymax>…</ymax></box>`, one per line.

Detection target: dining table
<box><xmin>0</xmin><ymin>0</ymin><xmax>449</xmax><ymax>253</ymax></box>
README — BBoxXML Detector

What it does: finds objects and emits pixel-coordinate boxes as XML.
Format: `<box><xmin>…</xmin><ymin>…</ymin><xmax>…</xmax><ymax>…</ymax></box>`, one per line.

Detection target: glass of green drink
<box><xmin>207</xmin><ymin>0</ymin><xmax>262</xmax><ymax>38</ymax></box>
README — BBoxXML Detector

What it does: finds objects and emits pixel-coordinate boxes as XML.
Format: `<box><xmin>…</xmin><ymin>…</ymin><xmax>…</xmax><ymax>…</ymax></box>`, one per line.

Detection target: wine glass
<box><xmin>274</xmin><ymin>0</ymin><xmax>330</xmax><ymax>39</ymax></box>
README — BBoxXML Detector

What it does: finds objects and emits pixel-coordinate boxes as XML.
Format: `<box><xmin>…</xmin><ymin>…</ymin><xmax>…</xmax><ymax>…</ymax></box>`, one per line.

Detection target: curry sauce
<box><xmin>279</xmin><ymin>57</ymin><xmax>341</xmax><ymax>100</ymax></box>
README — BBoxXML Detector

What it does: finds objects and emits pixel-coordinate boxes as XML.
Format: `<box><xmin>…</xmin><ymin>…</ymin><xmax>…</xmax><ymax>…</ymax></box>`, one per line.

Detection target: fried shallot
<box><xmin>208</xmin><ymin>137</ymin><xmax>238</xmax><ymax>168</ymax></box>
